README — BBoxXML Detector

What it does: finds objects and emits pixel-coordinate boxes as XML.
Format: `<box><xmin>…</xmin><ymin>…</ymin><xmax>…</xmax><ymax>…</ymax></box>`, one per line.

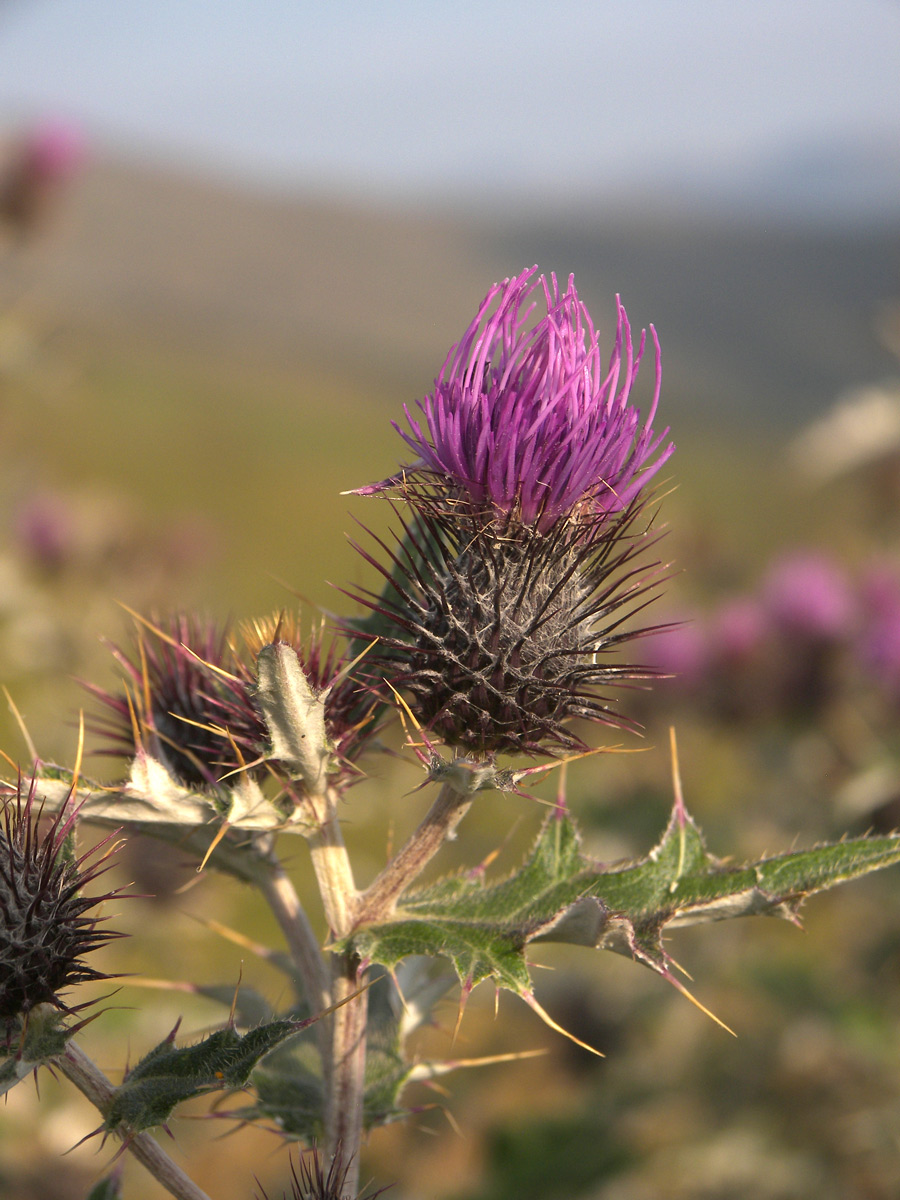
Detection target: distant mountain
<box><xmin>494</xmin><ymin>212</ymin><xmax>900</xmax><ymax>428</ymax></box>
<box><xmin>16</xmin><ymin>156</ymin><xmax>900</xmax><ymax>431</ymax></box>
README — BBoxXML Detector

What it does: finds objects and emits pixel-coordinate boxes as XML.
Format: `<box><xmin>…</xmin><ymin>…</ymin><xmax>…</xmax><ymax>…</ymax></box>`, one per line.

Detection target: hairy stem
<box><xmin>326</xmin><ymin>955</ymin><xmax>369</xmax><ymax>1196</ymax></box>
<box><xmin>303</xmin><ymin>786</ymin><xmax>368</xmax><ymax>1186</ymax></box>
<box><xmin>259</xmin><ymin>856</ymin><xmax>329</xmax><ymax>1013</ymax></box>
<box><xmin>354</xmin><ymin>782</ymin><xmax>472</xmax><ymax>926</ymax></box>
<box><xmin>307</xmin><ymin>786</ymin><xmax>359</xmax><ymax>938</ymax></box>
<box><xmin>57</xmin><ymin>1041</ymin><xmax>212</xmax><ymax>1200</ymax></box>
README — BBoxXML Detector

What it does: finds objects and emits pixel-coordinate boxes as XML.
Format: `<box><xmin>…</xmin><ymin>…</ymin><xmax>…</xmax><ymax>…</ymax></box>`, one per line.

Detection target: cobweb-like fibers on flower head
<box><xmin>346</xmin><ymin>503</ymin><xmax>669</xmax><ymax>758</ymax></box>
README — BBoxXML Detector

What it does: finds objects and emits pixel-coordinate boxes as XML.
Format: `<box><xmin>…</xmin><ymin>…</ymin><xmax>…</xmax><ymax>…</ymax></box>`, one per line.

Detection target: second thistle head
<box><xmin>349</xmin><ymin>269</ymin><xmax>674</xmax><ymax>759</ymax></box>
<box><xmin>0</xmin><ymin>777</ymin><xmax>123</xmax><ymax>1031</ymax></box>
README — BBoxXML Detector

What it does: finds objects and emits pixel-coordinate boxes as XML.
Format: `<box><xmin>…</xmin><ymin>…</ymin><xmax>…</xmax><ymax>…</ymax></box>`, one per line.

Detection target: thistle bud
<box><xmin>0</xmin><ymin>777</ymin><xmax>123</xmax><ymax>1029</ymax></box>
<box><xmin>88</xmin><ymin>612</ymin><xmax>380</xmax><ymax>793</ymax></box>
<box><xmin>255</xmin><ymin>1144</ymin><xmax>389</xmax><ymax>1200</ymax></box>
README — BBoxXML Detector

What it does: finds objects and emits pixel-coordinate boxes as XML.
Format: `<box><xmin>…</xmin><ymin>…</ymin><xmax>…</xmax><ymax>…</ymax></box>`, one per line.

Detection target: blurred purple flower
<box><xmin>860</xmin><ymin>606</ymin><xmax>900</xmax><ymax>693</ymax></box>
<box><xmin>641</xmin><ymin>614</ymin><xmax>708</xmax><ymax>689</ymax></box>
<box><xmin>356</xmin><ymin>267</ymin><xmax>672</xmax><ymax>533</ymax></box>
<box><xmin>0</xmin><ymin>118</ymin><xmax>86</xmax><ymax>234</ymax></box>
<box><xmin>859</xmin><ymin>561</ymin><xmax>900</xmax><ymax>618</ymax></box>
<box><xmin>13</xmin><ymin>491</ymin><xmax>75</xmax><ymax>572</ymax></box>
<box><xmin>711</xmin><ymin>596</ymin><xmax>767</xmax><ymax>664</ymax></box>
<box><xmin>22</xmin><ymin>120</ymin><xmax>86</xmax><ymax>183</ymax></box>
<box><xmin>762</xmin><ymin>552</ymin><xmax>855</xmax><ymax>642</ymax></box>
<box><xmin>857</xmin><ymin>563</ymin><xmax>900</xmax><ymax>694</ymax></box>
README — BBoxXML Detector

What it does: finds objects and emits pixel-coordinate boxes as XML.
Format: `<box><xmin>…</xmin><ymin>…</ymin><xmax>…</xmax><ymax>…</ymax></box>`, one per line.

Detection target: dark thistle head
<box><xmin>0</xmin><ymin>776</ymin><xmax>124</xmax><ymax>1030</ymax></box>
<box><xmin>349</xmin><ymin>269</ymin><xmax>674</xmax><ymax>758</ymax></box>
<box><xmin>88</xmin><ymin>612</ymin><xmax>380</xmax><ymax>791</ymax></box>
<box><xmin>86</xmin><ymin>613</ymin><xmax>268</xmax><ymax>790</ymax></box>
<box><xmin>256</xmin><ymin>1144</ymin><xmax>390</xmax><ymax>1200</ymax></box>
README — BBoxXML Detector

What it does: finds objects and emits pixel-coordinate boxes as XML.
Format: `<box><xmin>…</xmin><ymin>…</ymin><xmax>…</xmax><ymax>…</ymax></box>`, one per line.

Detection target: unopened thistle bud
<box><xmin>255</xmin><ymin>1144</ymin><xmax>389</xmax><ymax>1200</ymax></box>
<box><xmin>349</xmin><ymin>268</ymin><xmax>673</xmax><ymax>757</ymax></box>
<box><xmin>88</xmin><ymin>612</ymin><xmax>379</xmax><ymax>791</ymax></box>
<box><xmin>87</xmin><ymin>614</ymin><xmax>268</xmax><ymax>790</ymax></box>
<box><xmin>0</xmin><ymin>777</ymin><xmax>123</xmax><ymax>1029</ymax></box>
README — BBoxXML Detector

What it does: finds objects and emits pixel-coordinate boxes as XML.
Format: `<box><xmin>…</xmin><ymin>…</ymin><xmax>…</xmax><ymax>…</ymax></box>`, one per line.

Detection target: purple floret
<box><xmin>359</xmin><ymin>267</ymin><xmax>673</xmax><ymax>532</ymax></box>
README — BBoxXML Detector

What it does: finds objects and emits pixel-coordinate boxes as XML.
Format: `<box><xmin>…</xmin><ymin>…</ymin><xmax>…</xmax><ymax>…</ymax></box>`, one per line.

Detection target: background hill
<box><xmin>16</xmin><ymin>157</ymin><xmax>900</xmax><ymax>430</ymax></box>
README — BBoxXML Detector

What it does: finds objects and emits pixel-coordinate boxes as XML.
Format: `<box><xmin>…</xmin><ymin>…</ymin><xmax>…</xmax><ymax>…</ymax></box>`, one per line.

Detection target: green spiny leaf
<box><xmin>104</xmin><ymin>1019</ymin><xmax>307</xmax><ymax>1135</ymax></box>
<box><xmin>0</xmin><ymin>1008</ymin><xmax>73</xmax><ymax>1098</ymax></box>
<box><xmin>345</xmin><ymin>798</ymin><xmax>900</xmax><ymax>1003</ymax></box>
<box><xmin>85</xmin><ymin>1174</ymin><xmax>122</xmax><ymax>1200</ymax></box>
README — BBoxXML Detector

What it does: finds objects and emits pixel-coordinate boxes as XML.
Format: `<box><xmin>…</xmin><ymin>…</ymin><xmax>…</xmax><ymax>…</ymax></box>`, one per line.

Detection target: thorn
<box><xmin>2</xmin><ymin>687</ymin><xmax>38</xmax><ymax>763</ymax></box>
<box><xmin>665</xmin><ymin>953</ymin><xmax>695</xmax><ymax>982</ymax></box>
<box><xmin>382</xmin><ymin>678</ymin><xmax>438</xmax><ymax>766</ymax></box>
<box><xmin>72</xmin><ymin>710</ymin><xmax>85</xmax><ymax>792</ymax></box>
<box><xmin>661</xmin><ymin>969</ymin><xmax>737</xmax><ymax>1037</ymax></box>
<box><xmin>451</xmin><ymin>980</ymin><xmax>472</xmax><ymax>1047</ymax></box>
<box><xmin>197</xmin><ymin>821</ymin><xmax>231</xmax><ymax>873</ymax></box>
<box><xmin>669</xmin><ymin>726</ymin><xmax>687</xmax><ymax>828</ymax></box>
<box><xmin>410</xmin><ymin>1047</ymin><xmax>548</xmax><ymax>1081</ymax></box>
<box><xmin>522</xmin><ymin>992</ymin><xmax>605</xmax><ymax>1057</ymax></box>
<box><xmin>228</xmin><ymin>963</ymin><xmax>244</xmax><ymax>1028</ymax></box>
<box><xmin>123</xmin><ymin>685</ymin><xmax>144</xmax><ymax>755</ymax></box>
<box><xmin>555</xmin><ymin>760</ymin><xmax>568</xmax><ymax>817</ymax></box>
<box><xmin>179</xmin><ymin>643</ymin><xmax>242</xmax><ymax>683</ymax></box>
<box><xmin>442</xmin><ymin>1106</ymin><xmax>464</xmax><ymax>1138</ymax></box>
<box><xmin>188</xmin><ymin>913</ymin><xmax>280</xmax><ymax>962</ymax></box>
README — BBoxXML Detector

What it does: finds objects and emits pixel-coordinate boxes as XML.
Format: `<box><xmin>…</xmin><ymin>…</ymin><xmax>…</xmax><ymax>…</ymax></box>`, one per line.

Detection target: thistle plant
<box><xmin>4</xmin><ymin>267</ymin><xmax>900</xmax><ymax>1200</ymax></box>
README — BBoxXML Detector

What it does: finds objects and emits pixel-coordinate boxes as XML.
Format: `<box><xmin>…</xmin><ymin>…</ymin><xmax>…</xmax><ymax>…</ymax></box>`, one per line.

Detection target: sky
<box><xmin>0</xmin><ymin>0</ymin><xmax>899</xmax><ymax>212</ymax></box>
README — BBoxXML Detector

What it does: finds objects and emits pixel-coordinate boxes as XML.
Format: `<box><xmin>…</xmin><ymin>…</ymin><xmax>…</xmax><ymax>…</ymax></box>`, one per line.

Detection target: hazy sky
<box><xmin>0</xmin><ymin>0</ymin><xmax>898</xmax><ymax>205</ymax></box>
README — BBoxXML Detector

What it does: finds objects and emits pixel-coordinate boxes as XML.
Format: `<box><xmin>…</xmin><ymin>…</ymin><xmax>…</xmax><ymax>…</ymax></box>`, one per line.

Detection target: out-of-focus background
<box><xmin>2</xmin><ymin>3</ymin><xmax>900</xmax><ymax>1198</ymax></box>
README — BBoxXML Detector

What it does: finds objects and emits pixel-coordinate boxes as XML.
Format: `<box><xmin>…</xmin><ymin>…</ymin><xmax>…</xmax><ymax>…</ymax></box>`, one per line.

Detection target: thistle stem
<box><xmin>303</xmin><ymin>785</ymin><xmax>368</xmax><ymax>1189</ymax></box>
<box><xmin>258</xmin><ymin>857</ymin><xmax>330</xmax><ymax>1013</ymax></box>
<box><xmin>326</xmin><ymin>954</ymin><xmax>369</xmax><ymax>1196</ymax></box>
<box><xmin>354</xmin><ymin>782</ymin><xmax>472</xmax><ymax>926</ymax></box>
<box><xmin>307</xmin><ymin>786</ymin><xmax>359</xmax><ymax>938</ymax></box>
<box><xmin>57</xmin><ymin>1041</ymin><xmax>212</xmax><ymax>1200</ymax></box>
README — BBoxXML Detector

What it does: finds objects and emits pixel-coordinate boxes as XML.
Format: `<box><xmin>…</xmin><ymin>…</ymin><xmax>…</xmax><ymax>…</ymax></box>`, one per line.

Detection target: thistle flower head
<box><xmin>0</xmin><ymin>776</ymin><xmax>123</xmax><ymax>1028</ymax></box>
<box><xmin>255</xmin><ymin>1145</ymin><xmax>389</xmax><ymax>1200</ymax></box>
<box><xmin>241</xmin><ymin>612</ymin><xmax>382</xmax><ymax>786</ymax></box>
<box><xmin>86</xmin><ymin>613</ymin><xmax>267</xmax><ymax>790</ymax></box>
<box><xmin>348</xmin><ymin>505</ymin><xmax>666</xmax><ymax>757</ymax></box>
<box><xmin>357</xmin><ymin>267</ymin><xmax>672</xmax><ymax>533</ymax></box>
<box><xmin>88</xmin><ymin>612</ymin><xmax>380</xmax><ymax>791</ymax></box>
<box><xmin>348</xmin><ymin>270</ymin><xmax>673</xmax><ymax>757</ymax></box>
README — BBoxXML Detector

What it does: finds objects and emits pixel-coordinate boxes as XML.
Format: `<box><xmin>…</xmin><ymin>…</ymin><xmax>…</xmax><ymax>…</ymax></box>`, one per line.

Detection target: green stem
<box><xmin>305</xmin><ymin>786</ymin><xmax>367</xmax><ymax>1192</ymax></box>
<box><xmin>354</xmin><ymin>782</ymin><xmax>472</xmax><ymax>926</ymax></box>
<box><xmin>258</xmin><ymin>856</ymin><xmax>330</xmax><ymax>1013</ymax></box>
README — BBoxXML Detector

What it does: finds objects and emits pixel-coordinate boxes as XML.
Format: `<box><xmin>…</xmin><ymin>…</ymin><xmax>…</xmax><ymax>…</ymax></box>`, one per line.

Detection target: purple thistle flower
<box><xmin>0</xmin><ymin>776</ymin><xmax>125</xmax><ymax>1028</ymax></box>
<box><xmin>356</xmin><ymin>267</ymin><xmax>672</xmax><ymax>533</ymax></box>
<box><xmin>347</xmin><ymin>270</ymin><xmax>674</xmax><ymax>757</ymax></box>
<box><xmin>762</xmin><ymin>552</ymin><xmax>855</xmax><ymax>642</ymax></box>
